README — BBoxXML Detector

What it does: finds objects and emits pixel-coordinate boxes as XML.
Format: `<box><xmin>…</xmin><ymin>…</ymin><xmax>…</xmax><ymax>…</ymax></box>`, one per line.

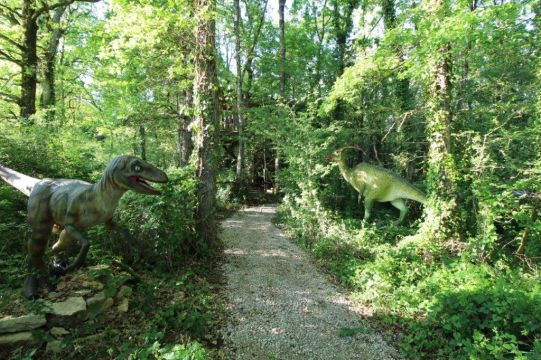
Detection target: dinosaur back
<box><xmin>355</xmin><ymin>163</ymin><xmax>426</xmax><ymax>203</ymax></box>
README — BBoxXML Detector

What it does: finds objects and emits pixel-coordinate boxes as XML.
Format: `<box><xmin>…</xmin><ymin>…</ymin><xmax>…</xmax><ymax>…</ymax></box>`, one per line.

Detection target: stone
<box><xmin>49</xmin><ymin>297</ymin><xmax>87</xmax><ymax>317</ymax></box>
<box><xmin>115</xmin><ymin>285</ymin><xmax>133</xmax><ymax>300</ymax></box>
<box><xmin>47</xmin><ymin>297</ymin><xmax>87</xmax><ymax>327</ymax></box>
<box><xmin>87</xmin><ymin>264</ymin><xmax>111</xmax><ymax>272</ymax></box>
<box><xmin>74</xmin><ymin>289</ymin><xmax>92</xmax><ymax>297</ymax></box>
<box><xmin>0</xmin><ymin>314</ymin><xmax>46</xmax><ymax>334</ymax></box>
<box><xmin>48</xmin><ymin>291</ymin><xmax>61</xmax><ymax>299</ymax></box>
<box><xmin>46</xmin><ymin>339</ymin><xmax>64</xmax><ymax>353</ymax></box>
<box><xmin>50</xmin><ymin>327</ymin><xmax>70</xmax><ymax>337</ymax></box>
<box><xmin>117</xmin><ymin>298</ymin><xmax>129</xmax><ymax>313</ymax></box>
<box><xmin>56</xmin><ymin>281</ymin><xmax>67</xmax><ymax>290</ymax></box>
<box><xmin>86</xmin><ymin>291</ymin><xmax>114</xmax><ymax>317</ymax></box>
<box><xmin>0</xmin><ymin>330</ymin><xmax>44</xmax><ymax>346</ymax></box>
<box><xmin>82</xmin><ymin>281</ymin><xmax>104</xmax><ymax>290</ymax></box>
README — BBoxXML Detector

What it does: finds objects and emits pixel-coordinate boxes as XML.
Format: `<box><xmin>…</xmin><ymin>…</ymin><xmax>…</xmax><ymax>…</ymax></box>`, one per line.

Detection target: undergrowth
<box><xmin>276</xmin><ymin>195</ymin><xmax>541</xmax><ymax>359</ymax></box>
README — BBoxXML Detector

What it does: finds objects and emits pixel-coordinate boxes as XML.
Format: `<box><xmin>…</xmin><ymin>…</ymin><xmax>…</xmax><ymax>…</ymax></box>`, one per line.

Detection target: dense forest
<box><xmin>0</xmin><ymin>0</ymin><xmax>540</xmax><ymax>358</ymax></box>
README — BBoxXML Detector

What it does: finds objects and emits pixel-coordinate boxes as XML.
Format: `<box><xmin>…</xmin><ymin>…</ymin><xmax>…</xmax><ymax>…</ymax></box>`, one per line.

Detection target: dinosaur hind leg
<box><xmin>24</xmin><ymin>223</ymin><xmax>53</xmax><ymax>299</ymax></box>
<box><xmin>390</xmin><ymin>198</ymin><xmax>408</xmax><ymax>225</ymax></box>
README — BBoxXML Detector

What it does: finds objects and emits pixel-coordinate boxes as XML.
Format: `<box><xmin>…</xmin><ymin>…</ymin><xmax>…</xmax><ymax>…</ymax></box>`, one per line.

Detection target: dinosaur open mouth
<box><xmin>129</xmin><ymin>176</ymin><xmax>161</xmax><ymax>194</ymax></box>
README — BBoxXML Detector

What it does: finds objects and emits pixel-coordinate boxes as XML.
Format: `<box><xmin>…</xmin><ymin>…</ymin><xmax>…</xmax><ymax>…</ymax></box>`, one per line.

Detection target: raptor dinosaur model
<box><xmin>327</xmin><ymin>147</ymin><xmax>426</xmax><ymax>224</ymax></box>
<box><xmin>0</xmin><ymin>156</ymin><xmax>168</xmax><ymax>299</ymax></box>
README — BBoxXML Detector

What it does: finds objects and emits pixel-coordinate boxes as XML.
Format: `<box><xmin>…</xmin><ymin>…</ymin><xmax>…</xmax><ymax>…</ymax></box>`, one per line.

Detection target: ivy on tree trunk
<box><xmin>193</xmin><ymin>0</ymin><xmax>219</xmax><ymax>244</ymax></box>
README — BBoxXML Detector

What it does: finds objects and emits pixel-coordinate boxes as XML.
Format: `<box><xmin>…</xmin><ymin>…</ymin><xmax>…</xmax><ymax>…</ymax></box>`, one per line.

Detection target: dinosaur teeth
<box><xmin>137</xmin><ymin>178</ymin><xmax>157</xmax><ymax>191</ymax></box>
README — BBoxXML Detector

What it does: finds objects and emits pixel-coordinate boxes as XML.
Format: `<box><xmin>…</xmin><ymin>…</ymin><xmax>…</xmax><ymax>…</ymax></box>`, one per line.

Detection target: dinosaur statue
<box><xmin>0</xmin><ymin>156</ymin><xmax>168</xmax><ymax>299</ymax></box>
<box><xmin>327</xmin><ymin>147</ymin><xmax>426</xmax><ymax>224</ymax></box>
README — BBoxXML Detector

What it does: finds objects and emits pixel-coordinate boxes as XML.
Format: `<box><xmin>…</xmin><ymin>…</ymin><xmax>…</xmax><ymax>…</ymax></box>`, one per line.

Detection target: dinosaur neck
<box><xmin>93</xmin><ymin>166</ymin><xmax>126</xmax><ymax>207</ymax></box>
<box><xmin>337</xmin><ymin>154</ymin><xmax>354</xmax><ymax>182</ymax></box>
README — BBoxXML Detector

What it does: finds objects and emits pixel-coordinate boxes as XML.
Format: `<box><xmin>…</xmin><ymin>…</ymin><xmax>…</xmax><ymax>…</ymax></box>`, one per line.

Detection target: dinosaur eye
<box><xmin>133</xmin><ymin>164</ymin><xmax>142</xmax><ymax>172</ymax></box>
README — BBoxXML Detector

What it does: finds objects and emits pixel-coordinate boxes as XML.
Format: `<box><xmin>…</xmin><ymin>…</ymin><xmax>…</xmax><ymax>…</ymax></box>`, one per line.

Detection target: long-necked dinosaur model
<box><xmin>327</xmin><ymin>147</ymin><xmax>426</xmax><ymax>224</ymax></box>
<box><xmin>0</xmin><ymin>156</ymin><xmax>168</xmax><ymax>299</ymax></box>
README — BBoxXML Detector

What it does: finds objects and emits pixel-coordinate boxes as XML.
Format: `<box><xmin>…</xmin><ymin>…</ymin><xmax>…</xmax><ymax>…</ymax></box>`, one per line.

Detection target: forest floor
<box><xmin>219</xmin><ymin>205</ymin><xmax>400</xmax><ymax>360</ymax></box>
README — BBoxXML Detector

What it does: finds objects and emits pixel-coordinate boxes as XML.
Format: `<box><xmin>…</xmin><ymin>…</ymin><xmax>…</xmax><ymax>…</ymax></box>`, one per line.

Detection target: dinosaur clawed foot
<box><xmin>51</xmin><ymin>260</ymin><xmax>70</xmax><ymax>276</ymax></box>
<box><xmin>22</xmin><ymin>274</ymin><xmax>48</xmax><ymax>299</ymax></box>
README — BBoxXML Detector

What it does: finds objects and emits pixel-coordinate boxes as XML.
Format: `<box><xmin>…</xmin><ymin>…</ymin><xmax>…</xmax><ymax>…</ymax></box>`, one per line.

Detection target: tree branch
<box><xmin>0</xmin><ymin>3</ymin><xmax>22</xmax><ymax>23</ymax></box>
<box><xmin>33</xmin><ymin>0</ymin><xmax>101</xmax><ymax>20</ymax></box>
<box><xmin>0</xmin><ymin>49</ymin><xmax>21</xmax><ymax>65</ymax></box>
<box><xmin>0</xmin><ymin>91</ymin><xmax>20</xmax><ymax>104</ymax></box>
<box><xmin>0</xmin><ymin>33</ymin><xmax>25</xmax><ymax>51</ymax></box>
<box><xmin>241</xmin><ymin>0</ymin><xmax>268</xmax><ymax>77</ymax></box>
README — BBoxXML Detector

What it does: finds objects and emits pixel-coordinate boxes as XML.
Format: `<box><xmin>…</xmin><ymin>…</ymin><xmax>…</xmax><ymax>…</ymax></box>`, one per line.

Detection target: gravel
<box><xmin>220</xmin><ymin>205</ymin><xmax>401</xmax><ymax>360</ymax></box>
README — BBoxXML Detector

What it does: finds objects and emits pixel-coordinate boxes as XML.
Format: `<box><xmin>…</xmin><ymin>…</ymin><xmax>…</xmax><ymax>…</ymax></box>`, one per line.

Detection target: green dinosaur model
<box><xmin>327</xmin><ymin>147</ymin><xmax>426</xmax><ymax>224</ymax></box>
<box><xmin>0</xmin><ymin>156</ymin><xmax>168</xmax><ymax>299</ymax></box>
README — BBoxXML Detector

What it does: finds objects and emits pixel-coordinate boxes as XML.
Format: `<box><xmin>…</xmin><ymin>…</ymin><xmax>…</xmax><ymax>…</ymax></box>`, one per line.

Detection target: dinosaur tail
<box><xmin>404</xmin><ymin>188</ymin><xmax>427</xmax><ymax>204</ymax></box>
<box><xmin>0</xmin><ymin>163</ymin><xmax>39</xmax><ymax>196</ymax></box>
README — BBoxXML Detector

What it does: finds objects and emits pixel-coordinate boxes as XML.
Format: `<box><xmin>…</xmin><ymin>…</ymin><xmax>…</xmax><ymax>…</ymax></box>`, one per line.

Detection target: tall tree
<box><xmin>177</xmin><ymin>88</ymin><xmax>194</xmax><ymax>167</ymax></box>
<box><xmin>193</xmin><ymin>0</ymin><xmax>219</xmax><ymax>243</ymax></box>
<box><xmin>331</xmin><ymin>0</ymin><xmax>358</xmax><ymax>77</ymax></box>
<box><xmin>423</xmin><ymin>0</ymin><xmax>461</xmax><ymax>241</ymax></box>
<box><xmin>234</xmin><ymin>0</ymin><xmax>244</xmax><ymax>181</ymax></box>
<box><xmin>278</xmin><ymin>0</ymin><xmax>286</xmax><ymax>97</ymax></box>
<box><xmin>0</xmin><ymin>0</ymin><xmax>99</xmax><ymax>119</ymax></box>
<box><xmin>41</xmin><ymin>5</ymin><xmax>67</xmax><ymax>120</ymax></box>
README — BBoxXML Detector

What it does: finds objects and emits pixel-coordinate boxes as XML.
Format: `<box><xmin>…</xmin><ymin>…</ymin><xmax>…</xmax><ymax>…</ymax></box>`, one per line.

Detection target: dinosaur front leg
<box><xmin>60</xmin><ymin>224</ymin><xmax>90</xmax><ymax>274</ymax></box>
<box><xmin>363</xmin><ymin>198</ymin><xmax>374</xmax><ymax>222</ymax></box>
<box><xmin>51</xmin><ymin>229</ymin><xmax>77</xmax><ymax>275</ymax></box>
<box><xmin>357</xmin><ymin>183</ymin><xmax>366</xmax><ymax>205</ymax></box>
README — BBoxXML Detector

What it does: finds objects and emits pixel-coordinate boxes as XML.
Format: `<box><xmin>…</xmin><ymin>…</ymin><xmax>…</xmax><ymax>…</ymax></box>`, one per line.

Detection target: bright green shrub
<box><xmin>106</xmin><ymin>166</ymin><xmax>199</xmax><ymax>271</ymax></box>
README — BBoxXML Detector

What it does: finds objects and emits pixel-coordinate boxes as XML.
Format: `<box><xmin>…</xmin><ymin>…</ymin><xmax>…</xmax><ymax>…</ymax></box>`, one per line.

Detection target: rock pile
<box><xmin>0</xmin><ymin>264</ymin><xmax>134</xmax><ymax>353</ymax></box>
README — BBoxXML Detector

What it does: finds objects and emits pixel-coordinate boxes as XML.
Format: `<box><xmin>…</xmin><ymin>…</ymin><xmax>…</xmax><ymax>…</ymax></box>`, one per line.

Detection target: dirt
<box><xmin>220</xmin><ymin>205</ymin><xmax>400</xmax><ymax>360</ymax></box>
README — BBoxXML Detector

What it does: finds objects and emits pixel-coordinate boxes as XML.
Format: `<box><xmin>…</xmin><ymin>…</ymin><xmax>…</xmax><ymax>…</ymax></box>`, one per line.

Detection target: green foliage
<box><xmin>277</xmin><ymin>197</ymin><xmax>541</xmax><ymax>358</ymax></box>
<box><xmin>123</xmin><ymin>340</ymin><xmax>207</xmax><ymax>360</ymax></box>
<box><xmin>112</xmin><ymin>166</ymin><xmax>199</xmax><ymax>270</ymax></box>
<box><xmin>154</xmin><ymin>272</ymin><xmax>214</xmax><ymax>338</ymax></box>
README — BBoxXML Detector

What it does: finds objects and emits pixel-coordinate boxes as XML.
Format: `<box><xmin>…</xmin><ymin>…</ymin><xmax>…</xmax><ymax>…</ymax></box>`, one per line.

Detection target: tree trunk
<box><xmin>41</xmin><ymin>6</ymin><xmax>67</xmax><ymax>121</ymax></box>
<box><xmin>194</xmin><ymin>0</ymin><xmax>219</xmax><ymax>244</ymax></box>
<box><xmin>139</xmin><ymin>125</ymin><xmax>147</xmax><ymax>160</ymax></box>
<box><xmin>20</xmin><ymin>0</ymin><xmax>38</xmax><ymax>119</ymax></box>
<box><xmin>424</xmin><ymin>0</ymin><xmax>462</xmax><ymax>242</ymax></box>
<box><xmin>381</xmin><ymin>0</ymin><xmax>411</xmax><ymax>111</ymax></box>
<box><xmin>278</xmin><ymin>0</ymin><xmax>286</xmax><ymax>97</ymax></box>
<box><xmin>177</xmin><ymin>88</ymin><xmax>193</xmax><ymax>167</ymax></box>
<box><xmin>275</xmin><ymin>0</ymin><xmax>287</xmax><ymax>194</ymax></box>
<box><xmin>234</xmin><ymin>0</ymin><xmax>245</xmax><ymax>182</ymax></box>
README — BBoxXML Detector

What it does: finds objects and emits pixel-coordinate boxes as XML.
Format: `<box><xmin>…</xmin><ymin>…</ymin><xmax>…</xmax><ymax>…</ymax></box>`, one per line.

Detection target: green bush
<box><xmin>403</xmin><ymin>264</ymin><xmax>541</xmax><ymax>359</ymax></box>
<box><xmin>108</xmin><ymin>166</ymin><xmax>199</xmax><ymax>271</ymax></box>
<box><xmin>277</xmin><ymin>194</ymin><xmax>541</xmax><ymax>359</ymax></box>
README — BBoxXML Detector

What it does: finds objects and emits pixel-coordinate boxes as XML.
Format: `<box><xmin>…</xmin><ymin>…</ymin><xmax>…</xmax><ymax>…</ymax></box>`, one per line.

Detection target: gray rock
<box><xmin>50</xmin><ymin>327</ymin><xmax>70</xmax><ymax>337</ymax></box>
<box><xmin>46</xmin><ymin>339</ymin><xmax>64</xmax><ymax>353</ymax></box>
<box><xmin>47</xmin><ymin>297</ymin><xmax>87</xmax><ymax>327</ymax></box>
<box><xmin>49</xmin><ymin>297</ymin><xmax>87</xmax><ymax>317</ymax></box>
<box><xmin>0</xmin><ymin>330</ymin><xmax>44</xmax><ymax>346</ymax></box>
<box><xmin>82</xmin><ymin>280</ymin><xmax>104</xmax><ymax>290</ymax></box>
<box><xmin>48</xmin><ymin>291</ymin><xmax>61</xmax><ymax>299</ymax></box>
<box><xmin>87</xmin><ymin>264</ymin><xmax>111</xmax><ymax>272</ymax></box>
<box><xmin>117</xmin><ymin>298</ymin><xmax>129</xmax><ymax>313</ymax></box>
<box><xmin>86</xmin><ymin>291</ymin><xmax>114</xmax><ymax>317</ymax></box>
<box><xmin>74</xmin><ymin>289</ymin><xmax>92</xmax><ymax>297</ymax></box>
<box><xmin>115</xmin><ymin>285</ymin><xmax>133</xmax><ymax>300</ymax></box>
<box><xmin>0</xmin><ymin>314</ymin><xmax>46</xmax><ymax>334</ymax></box>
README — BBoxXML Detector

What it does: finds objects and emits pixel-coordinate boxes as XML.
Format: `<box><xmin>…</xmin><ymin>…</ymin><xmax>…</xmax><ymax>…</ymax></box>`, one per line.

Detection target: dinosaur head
<box><xmin>110</xmin><ymin>156</ymin><xmax>168</xmax><ymax>195</ymax></box>
<box><xmin>327</xmin><ymin>146</ymin><xmax>364</xmax><ymax>163</ymax></box>
<box><xmin>326</xmin><ymin>148</ymin><xmax>343</xmax><ymax>162</ymax></box>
